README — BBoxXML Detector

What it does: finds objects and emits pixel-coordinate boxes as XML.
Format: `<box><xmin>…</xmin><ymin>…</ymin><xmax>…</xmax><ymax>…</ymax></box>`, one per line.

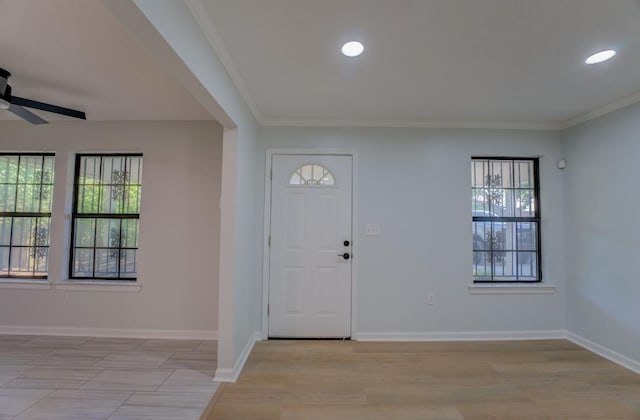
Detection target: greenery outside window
<box><xmin>70</xmin><ymin>154</ymin><xmax>142</xmax><ymax>280</ymax></box>
<box><xmin>0</xmin><ymin>153</ymin><xmax>55</xmax><ymax>278</ymax></box>
<box><xmin>471</xmin><ymin>157</ymin><xmax>541</xmax><ymax>282</ymax></box>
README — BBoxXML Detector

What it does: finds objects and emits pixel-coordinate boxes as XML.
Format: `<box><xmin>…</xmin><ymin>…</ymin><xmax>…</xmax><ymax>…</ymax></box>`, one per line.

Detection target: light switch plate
<box><xmin>365</xmin><ymin>224</ymin><xmax>382</xmax><ymax>236</ymax></box>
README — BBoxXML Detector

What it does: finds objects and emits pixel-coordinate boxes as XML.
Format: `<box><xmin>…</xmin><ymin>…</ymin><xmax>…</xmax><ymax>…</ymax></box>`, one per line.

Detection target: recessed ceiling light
<box><xmin>585</xmin><ymin>49</ymin><xmax>616</xmax><ymax>65</ymax></box>
<box><xmin>341</xmin><ymin>41</ymin><xmax>364</xmax><ymax>57</ymax></box>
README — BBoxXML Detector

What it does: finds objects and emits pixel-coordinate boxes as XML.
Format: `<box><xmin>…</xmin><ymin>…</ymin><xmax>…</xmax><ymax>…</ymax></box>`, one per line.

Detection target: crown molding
<box><xmin>256</xmin><ymin>92</ymin><xmax>640</xmax><ymax>131</ymax></box>
<box><xmin>260</xmin><ymin>118</ymin><xmax>562</xmax><ymax>131</ymax></box>
<box><xmin>179</xmin><ymin>0</ymin><xmax>561</xmax><ymax>132</ymax></box>
<box><xmin>561</xmin><ymin>90</ymin><xmax>640</xmax><ymax>129</ymax></box>
<box><xmin>183</xmin><ymin>0</ymin><xmax>262</xmax><ymax>123</ymax></box>
<box><xmin>181</xmin><ymin>0</ymin><xmax>640</xmax><ymax>133</ymax></box>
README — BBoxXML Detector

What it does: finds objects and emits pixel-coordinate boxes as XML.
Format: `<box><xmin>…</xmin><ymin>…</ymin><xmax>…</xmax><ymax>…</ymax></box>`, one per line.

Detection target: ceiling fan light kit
<box><xmin>0</xmin><ymin>67</ymin><xmax>87</xmax><ymax>124</ymax></box>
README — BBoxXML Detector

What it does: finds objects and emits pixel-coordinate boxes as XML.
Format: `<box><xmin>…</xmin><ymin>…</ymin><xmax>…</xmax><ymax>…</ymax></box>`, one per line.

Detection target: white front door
<box><xmin>269</xmin><ymin>154</ymin><xmax>352</xmax><ymax>338</ymax></box>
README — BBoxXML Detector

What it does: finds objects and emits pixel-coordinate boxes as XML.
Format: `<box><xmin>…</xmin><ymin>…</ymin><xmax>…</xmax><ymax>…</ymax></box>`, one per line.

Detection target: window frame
<box><xmin>289</xmin><ymin>163</ymin><xmax>336</xmax><ymax>186</ymax></box>
<box><xmin>69</xmin><ymin>153</ymin><xmax>142</xmax><ymax>281</ymax></box>
<box><xmin>0</xmin><ymin>152</ymin><xmax>55</xmax><ymax>279</ymax></box>
<box><xmin>471</xmin><ymin>156</ymin><xmax>542</xmax><ymax>283</ymax></box>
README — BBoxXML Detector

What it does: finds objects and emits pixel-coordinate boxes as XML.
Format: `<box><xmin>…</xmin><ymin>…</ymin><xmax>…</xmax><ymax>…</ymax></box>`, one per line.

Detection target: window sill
<box><xmin>0</xmin><ymin>280</ymin><xmax>52</xmax><ymax>290</ymax></box>
<box><xmin>468</xmin><ymin>284</ymin><xmax>556</xmax><ymax>295</ymax></box>
<box><xmin>53</xmin><ymin>281</ymin><xmax>142</xmax><ymax>293</ymax></box>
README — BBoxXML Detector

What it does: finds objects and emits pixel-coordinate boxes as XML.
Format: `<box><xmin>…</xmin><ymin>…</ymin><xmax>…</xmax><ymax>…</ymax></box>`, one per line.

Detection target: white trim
<box><xmin>562</xmin><ymin>90</ymin><xmax>640</xmax><ymax>129</ymax></box>
<box><xmin>261</xmin><ymin>152</ymin><xmax>272</xmax><ymax>340</ymax></box>
<box><xmin>265</xmin><ymin>149</ymin><xmax>358</xmax><ymax>156</ymax></box>
<box><xmin>356</xmin><ymin>330</ymin><xmax>566</xmax><ymax>342</ymax></box>
<box><xmin>349</xmin><ymin>330</ymin><xmax>640</xmax><ymax>377</ymax></box>
<box><xmin>260</xmin><ymin>91</ymin><xmax>640</xmax><ymax>129</ymax></box>
<box><xmin>350</xmin><ymin>153</ymin><xmax>359</xmax><ymax>339</ymax></box>
<box><xmin>213</xmin><ymin>331</ymin><xmax>260</xmax><ymax>383</ymax></box>
<box><xmin>260</xmin><ymin>118</ymin><xmax>561</xmax><ymax>131</ymax></box>
<box><xmin>0</xmin><ymin>281</ymin><xmax>52</xmax><ymax>290</ymax></box>
<box><xmin>53</xmin><ymin>282</ymin><xmax>142</xmax><ymax>292</ymax></box>
<box><xmin>262</xmin><ymin>149</ymin><xmax>358</xmax><ymax>340</ymax></box>
<box><xmin>0</xmin><ymin>325</ymin><xmax>218</xmax><ymax>340</ymax></box>
<box><xmin>567</xmin><ymin>331</ymin><xmax>640</xmax><ymax>375</ymax></box>
<box><xmin>168</xmin><ymin>1</ymin><xmax>640</xmax><ymax>133</ymax></box>
<box><xmin>468</xmin><ymin>284</ymin><xmax>556</xmax><ymax>295</ymax></box>
<box><xmin>184</xmin><ymin>0</ymin><xmax>262</xmax><ymax>123</ymax></box>
<box><xmin>216</xmin><ymin>128</ymin><xmax>239</xmax><ymax>374</ymax></box>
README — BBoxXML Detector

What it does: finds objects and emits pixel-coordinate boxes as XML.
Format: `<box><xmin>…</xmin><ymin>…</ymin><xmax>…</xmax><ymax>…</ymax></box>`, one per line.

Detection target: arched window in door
<box><xmin>289</xmin><ymin>164</ymin><xmax>335</xmax><ymax>186</ymax></box>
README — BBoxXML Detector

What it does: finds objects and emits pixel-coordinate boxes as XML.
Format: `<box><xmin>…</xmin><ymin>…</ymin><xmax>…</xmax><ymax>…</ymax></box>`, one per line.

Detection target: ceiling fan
<box><xmin>0</xmin><ymin>67</ymin><xmax>86</xmax><ymax>125</ymax></box>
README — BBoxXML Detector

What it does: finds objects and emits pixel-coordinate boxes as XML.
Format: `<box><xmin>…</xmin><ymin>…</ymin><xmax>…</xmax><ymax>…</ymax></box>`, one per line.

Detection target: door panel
<box><xmin>269</xmin><ymin>155</ymin><xmax>352</xmax><ymax>338</ymax></box>
<box><xmin>284</xmin><ymin>193</ymin><xmax>305</xmax><ymax>249</ymax></box>
<box><xmin>284</xmin><ymin>268</ymin><xmax>304</xmax><ymax>315</ymax></box>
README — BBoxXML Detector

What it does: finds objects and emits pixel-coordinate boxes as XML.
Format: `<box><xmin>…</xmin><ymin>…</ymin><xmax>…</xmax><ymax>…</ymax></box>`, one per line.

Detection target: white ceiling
<box><xmin>198</xmin><ymin>0</ymin><xmax>640</xmax><ymax>127</ymax></box>
<box><xmin>0</xmin><ymin>0</ymin><xmax>211</xmax><ymax>122</ymax></box>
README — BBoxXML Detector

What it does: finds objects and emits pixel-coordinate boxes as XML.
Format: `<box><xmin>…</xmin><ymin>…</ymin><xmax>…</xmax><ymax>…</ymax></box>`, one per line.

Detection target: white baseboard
<box><xmin>567</xmin><ymin>331</ymin><xmax>640</xmax><ymax>375</ymax></box>
<box><xmin>356</xmin><ymin>330</ymin><xmax>567</xmax><ymax>342</ymax></box>
<box><xmin>0</xmin><ymin>325</ymin><xmax>218</xmax><ymax>340</ymax></box>
<box><xmin>357</xmin><ymin>330</ymin><xmax>640</xmax><ymax>376</ymax></box>
<box><xmin>10</xmin><ymin>326</ymin><xmax>636</xmax><ymax>381</ymax></box>
<box><xmin>214</xmin><ymin>331</ymin><xmax>261</xmax><ymax>383</ymax></box>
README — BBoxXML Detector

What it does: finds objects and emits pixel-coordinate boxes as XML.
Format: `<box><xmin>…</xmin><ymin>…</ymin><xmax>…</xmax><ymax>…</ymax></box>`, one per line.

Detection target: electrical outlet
<box><xmin>427</xmin><ymin>293</ymin><xmax>435</xmax><ymax>305</ymax></box>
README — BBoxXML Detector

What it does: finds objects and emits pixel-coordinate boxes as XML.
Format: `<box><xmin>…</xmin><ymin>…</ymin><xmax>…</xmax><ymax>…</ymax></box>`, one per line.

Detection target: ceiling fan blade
<box><xmin>7</xmin><ymin>103</ymin><xmax>48</xmax><ymax>125</ymax></box>
<box><xmin>11</xmin><ymin>96</ymin><xmax>86</xmax><ymax>120</ymax></box>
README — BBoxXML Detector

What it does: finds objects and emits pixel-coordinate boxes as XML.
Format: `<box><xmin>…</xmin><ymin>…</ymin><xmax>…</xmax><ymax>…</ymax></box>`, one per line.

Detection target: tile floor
<box><xmin>0</xmin><ymin>335</ymin><xmax>219</xmax><ymax>419</ymax></box>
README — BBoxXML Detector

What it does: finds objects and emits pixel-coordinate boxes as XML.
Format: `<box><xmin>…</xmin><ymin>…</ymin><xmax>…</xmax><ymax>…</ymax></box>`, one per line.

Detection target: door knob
<box><xmin>339</xmin><ymin>252</ymin><xmax>351</xmax><ymax>260</ymax></box>
<box><xmin>343</xmin><ymin>240</ymin><xmax>350</xmax><ymax>246</ymax></box>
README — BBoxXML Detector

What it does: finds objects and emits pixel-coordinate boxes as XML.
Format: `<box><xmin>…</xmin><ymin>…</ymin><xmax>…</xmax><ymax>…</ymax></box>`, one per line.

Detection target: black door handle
<box><xmin>343</xmin><ymin>240</ymin><xmax>350</xmax><ymax>246</ymax></box>
<box><xmin>339</xmin><ymin>253</ymin><xmax>351</xmax><ymax>260</ymax></box>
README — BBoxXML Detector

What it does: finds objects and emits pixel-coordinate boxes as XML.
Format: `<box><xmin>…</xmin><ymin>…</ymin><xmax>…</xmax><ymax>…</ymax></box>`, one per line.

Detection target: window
<box><xmin>289</xmin><ymin>164</ymin><xmax>335</xmax><ymax>186</ymax></box>
<box><xmin>471</xmin><ymin>157</ymin><xmax>541</xmax><ymax>282</ymax></box>
<box><xmin>0</xmin><ymin>153</ymin><xmax>55</xmax><ymax>278</ymax></box>
<box><xmin>70</xmin><ymin>154</ymin><xmax>142</xmax><ymax>280</ymax></box>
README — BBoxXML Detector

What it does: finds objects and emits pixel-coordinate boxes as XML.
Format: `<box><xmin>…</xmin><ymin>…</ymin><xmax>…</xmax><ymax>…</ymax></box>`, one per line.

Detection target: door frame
<box><xmin>261</xmin><ymin>149</ymin><xmax>358</xmax><ymax>340</ymax></box>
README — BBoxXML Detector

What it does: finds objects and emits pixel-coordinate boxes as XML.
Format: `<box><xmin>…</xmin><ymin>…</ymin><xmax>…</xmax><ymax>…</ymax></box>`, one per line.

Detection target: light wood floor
<box><xmin>207</xmin><ymin>339</ymin><xmax>640</xmax><ymax>420</ymax></box>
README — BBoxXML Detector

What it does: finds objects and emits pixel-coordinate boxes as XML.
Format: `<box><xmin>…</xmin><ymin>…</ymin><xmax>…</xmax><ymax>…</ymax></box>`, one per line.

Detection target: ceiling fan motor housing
<box><xmin>0</xmin><ymin>69</ymin><xmax>10</xmax><ymax>110</ymax></box>
<box><xmin>0</xmin><ymin>68</ymin><xmax>10</xmax><ymax>98</ymax></box>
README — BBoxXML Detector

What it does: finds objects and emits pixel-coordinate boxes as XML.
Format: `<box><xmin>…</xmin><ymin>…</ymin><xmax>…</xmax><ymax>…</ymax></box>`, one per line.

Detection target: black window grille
<box><xmin>70</xmin><ymin>154</ymin><xmax>142</xmax><ymax>280</ymax></box>
<box><xmin>471</xmin><ymin>157</ymin><xmax>541</xmax><ymax>282</ymax></box>
<box><xmin>0</xmin><ymin>153</ymin><xmax>55</xmax><ymax>278</ymax></box>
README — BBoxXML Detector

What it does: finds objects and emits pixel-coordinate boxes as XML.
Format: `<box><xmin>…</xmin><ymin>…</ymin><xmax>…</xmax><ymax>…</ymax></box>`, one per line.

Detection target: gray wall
<box><xmin>563</xmin><ymin>102</ymin><xmax>640</xmax><ymax>362</ymax></box>
<box><xmin>259</xmin><ymin>126</ymin><xmax>567</xmax><ymax>334</ymax></box>
<box><xmin>0</xmin><ymin>121</ymin><xmax>222</xmax><ymax>335</ymax></box>
<box><xmin>231</xmin><ymin>123</ymin><xmax>261</xmax><ymax>364</ymax></box>
<box><xmin>109</xmin><ymin>0</ymin><xmax>263</xmax><ymax>375</ymax></box>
